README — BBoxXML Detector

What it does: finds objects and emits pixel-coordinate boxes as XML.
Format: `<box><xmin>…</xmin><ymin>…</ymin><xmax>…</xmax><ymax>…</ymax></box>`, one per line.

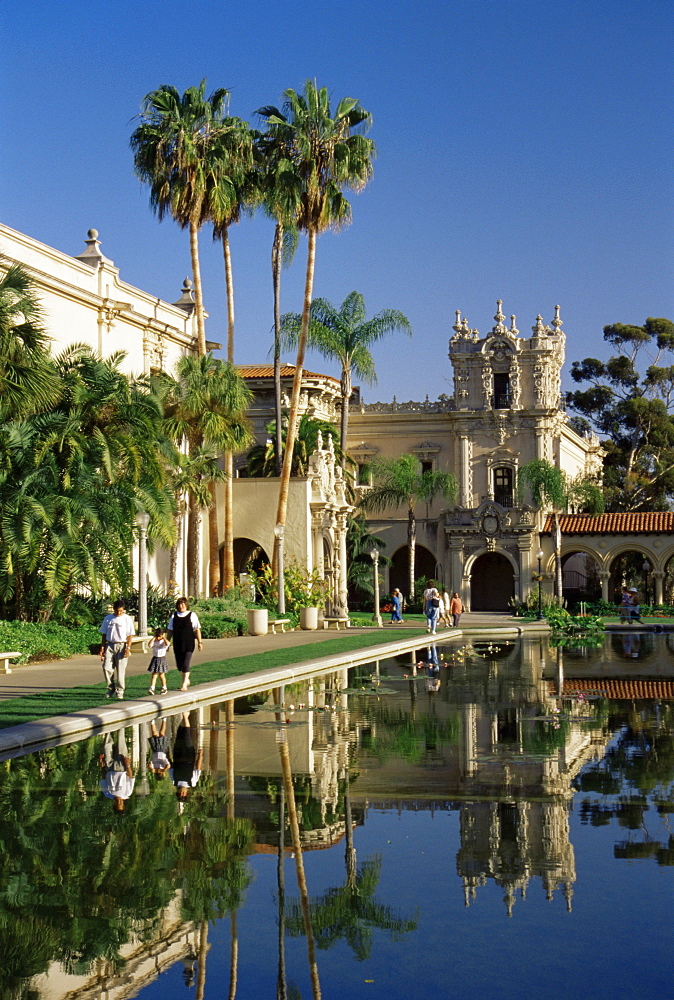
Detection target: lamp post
<box><xmin>370</xmin><ymin>548</ymin><xmax>383</xmax><ymax>628</ymax></box>
<box><xmin>135</xmin><ymin>511</ymin><xmax>150</xmax><ymax>638</ymax></box>
<box><xmin>536</xmin><ymin>547</ymin><xmax>545</xmax><ymax>621</ymax></box>
<box><xmin>274</xmin><ymin>523</ymin><xmax>285</xmax><ymax>616</ymax></box>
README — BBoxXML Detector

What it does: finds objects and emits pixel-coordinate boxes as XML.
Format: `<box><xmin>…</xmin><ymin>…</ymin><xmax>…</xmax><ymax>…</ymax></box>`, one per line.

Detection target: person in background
<box><xmin>99</xmin><ymin>600</ymin><xmax>135</xmax><ymax>699</ymax></box>
<box><xmin>629</xmin><ymin>587</ymin><xmax>644</xmax><ymax>624</ymax></box>
<box><xmin>619</xmin><ymin>586</ymin><xmax>633</xmax><ymax>623</ymax></box>
<box><xmin>449</xmin><ymin>592</ymin><xmax>463</xmax><ymax>627</ymax></box>
<box><xmin>167</xmin><ymin>597</ymin><xmax>203</xmax><ymax>692</ymax></box>
<box><xmin>438</xmin><ymin>589</ymin><xmax>451</xmax><ymax>628</ymax></box>
<box><xmin>390</xmin><ymin>588</ymin><xmax>403</xmax><ymax>623</ymax></box>
<box><xmin>423</xmin><ymin>579</ymin><xmax>441</xmax><ymax>635</ymax></box>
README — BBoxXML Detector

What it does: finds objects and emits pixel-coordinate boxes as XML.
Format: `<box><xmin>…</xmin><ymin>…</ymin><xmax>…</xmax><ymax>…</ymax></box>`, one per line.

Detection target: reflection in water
<box><xmin>1</xmin><ymin>635</ymin><xmax>674</xmax><ymax>998</ymax></box>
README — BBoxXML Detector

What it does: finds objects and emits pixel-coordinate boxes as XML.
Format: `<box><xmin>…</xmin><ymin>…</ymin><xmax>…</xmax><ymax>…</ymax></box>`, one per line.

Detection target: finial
<box><xmin>551</xmin><ymin>304</ymin><xmax>563</xmax><ymax>333</ymax></box>
<box><xmin>327</xmin><ymin>433</ymin><xmax>334</xmax><ymax>454</ymax></box>
<box><xmin>453</xmin><ymin>310</ymin><xmax>463</xmax><ymax>335</ymax></box>
<box><xmin>493</xmin><ymin>300</ymin><xmax>507</xmax><ymax>332</ymax></box>
<box><xmin>173</xmin><ymin>277</ymin><xmax>196</xmax><ymax>313</ymax></box>
<box><xmin>76</xmin><ymin>228</ymin><xmax>113</xmax><ymax>268</ymax></box>
<box><xmin>316</xmin><ymin>429</ymin><xmax>323</xmax><ymax>450</ymax></box>
<box><xmin>532</xmin><ymin>314</ymin><xmax>546</xmax><ymax>336</ymax></box>
<box><xmin>510</xmin><ymin>315</ymin><xmax>519</xmax><ymax>336</ymax></box>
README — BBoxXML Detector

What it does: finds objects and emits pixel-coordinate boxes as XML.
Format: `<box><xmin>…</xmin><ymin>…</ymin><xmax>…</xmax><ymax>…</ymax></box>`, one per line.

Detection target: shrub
<box><xmin>252</xmin><ymin>561</ymin><xmax>330</xmax><ymax>618</ymax></box>
<box><xmin>0</xmin><ymin>621</ymin><xmax>101</xmax><ymax>663</ymax></box>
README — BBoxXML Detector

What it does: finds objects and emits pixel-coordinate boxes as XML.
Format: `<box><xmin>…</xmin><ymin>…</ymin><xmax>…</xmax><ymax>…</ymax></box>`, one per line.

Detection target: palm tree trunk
<box><xmin>339</xmin><ymin>365</ymin><xmax>351</xmax><ymax>471</ymax></box>
<box><xmin>189</xmin><ymin>220</ymin><xmax>207</xmax><ymax>357</ymax></box>
<box><xmin>222</xmin><ymin>229</ymin><xmax>236</xmax><ymax>591</ymax></box>
<box><xmin>275</xmin><ymin>227</ymin><xmax>317</xmax><ymax>539</ymax></box>
<box><xmin>169</xmin><ymin>499</ymin><xmax>183</xmax><ymax>593</ymax></box>
<box><xmin>554</xmin><ymin>511</ymin><xmax>563</xmax><ymax>605</ymax></box>
<box><xmin>187</xmin><ymin>494</ymin><xmax>201</xmax><ymax>597</ymax></box>
<box><xmin>408</xmin><ymin>505</ymin><xmax>416</xmax><ymax>606</ymax></box>
<box><xmin>207</xmin><ymin>482</ymin><xmax>220</xmax><ymax>596</ymax></box>
<box><xmin>272</xmin><ymin>223</ymin><xmax>284</xmax><ymax>478</ymax></box>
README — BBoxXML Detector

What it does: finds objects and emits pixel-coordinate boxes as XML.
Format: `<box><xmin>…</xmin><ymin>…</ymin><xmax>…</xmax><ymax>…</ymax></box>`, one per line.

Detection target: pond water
<box><xmin>2</xmin><ymin>632</ymin><xmax>674</xmax><ymax>1000</ymax></box>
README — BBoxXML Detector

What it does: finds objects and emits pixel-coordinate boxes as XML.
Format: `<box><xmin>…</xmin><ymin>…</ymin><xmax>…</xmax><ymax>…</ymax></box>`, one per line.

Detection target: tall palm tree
<box><xmin>359</xmin><ymin>454</ymin><xmax>458</xmax><ymax>603</ymax></box>
<box><xmin>257</xmin><ymin>80</ymin><xmax>376</xmax><ymax>541</ymax></box>
<box><xmin>518</xmin><ymin>458</ymin><xmax>604</xmax><ymax>603</ymax></box>
<box><xmin>167</xmin><ymin>448</ymin><xmax>225</xmax><ymax>594</ymax></box>
<box><xmin>130</xmin><ymin>80</ymin><xmax>230</xmax><ymax>356</ymax></box>
<box><xmin>280</xmin><ymin>291</ymin><xmax>411</xmax><ymax>466</ymax></box>
<box><xmin>0</xmin><ymin>262</ymin><xmax>59</xmax><ymax>419</ymax></box>
<box><xmin>162</xmin><ymin>355</ymin><xmax>252</xmax><ymax>596</ymax></box>
<box><xmin>209</xmin><ymin>117</ymin><xmax>256</xmax><ymax>593</ymax></box>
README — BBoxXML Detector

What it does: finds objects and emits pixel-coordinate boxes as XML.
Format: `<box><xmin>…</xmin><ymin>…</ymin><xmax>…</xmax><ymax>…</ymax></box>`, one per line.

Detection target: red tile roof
<box><xmin>542</xmin><ymin>512</ymin><xmax>674</xmax><ymax>534</ymax></box>
<box><xmin>549</xmin><ymin>678</ymin><xmax>674</xmax><ymax>700</ymax></box>
<box><xmin>237</xmin><ymin>364</ymin><xmax>339</xmax><ymax>385</ymax></box>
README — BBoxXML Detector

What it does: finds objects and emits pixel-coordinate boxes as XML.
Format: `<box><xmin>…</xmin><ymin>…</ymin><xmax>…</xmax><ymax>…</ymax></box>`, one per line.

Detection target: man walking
<box><xmin>100</xmin><ymin>600</ymin><xmax>135</xmax><ymax>699</ymax></box>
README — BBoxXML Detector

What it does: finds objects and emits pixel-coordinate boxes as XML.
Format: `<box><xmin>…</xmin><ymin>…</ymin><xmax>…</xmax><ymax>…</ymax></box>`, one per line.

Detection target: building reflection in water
<box><xmin>7</xmin><ymin>633</ymin><xmax>674</xmax><ymax>998</ymax></box>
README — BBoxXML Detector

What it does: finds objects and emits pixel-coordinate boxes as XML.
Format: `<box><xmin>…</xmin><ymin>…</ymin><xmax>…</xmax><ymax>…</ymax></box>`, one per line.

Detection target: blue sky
<box><xmin>2</xmin><ymin>0</ymin><xmax>672</xmax><ymax>403</ymax></box>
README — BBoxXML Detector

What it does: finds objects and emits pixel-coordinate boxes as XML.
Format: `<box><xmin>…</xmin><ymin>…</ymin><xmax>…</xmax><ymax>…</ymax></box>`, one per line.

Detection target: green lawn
<box><xmin>0</xmin><ymin>627</ymin><xmax>428</xmax><ymax>731</ymax></box>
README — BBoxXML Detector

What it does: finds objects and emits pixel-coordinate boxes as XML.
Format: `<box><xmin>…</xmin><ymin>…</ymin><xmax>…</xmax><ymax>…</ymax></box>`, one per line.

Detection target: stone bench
<box><xmin>270</xmin><ymin>619</ymin><xmax>292</xmax><ymax>634</ymax></box>
<box><xmin>322</xmin><ymin>617</ymin><xmax>351</xmax><ymax>630</ymax></box>
<box><xmin>0</xmin><ymin>652</ymin><xmax>21</xmax><ymax>675</ymax></box>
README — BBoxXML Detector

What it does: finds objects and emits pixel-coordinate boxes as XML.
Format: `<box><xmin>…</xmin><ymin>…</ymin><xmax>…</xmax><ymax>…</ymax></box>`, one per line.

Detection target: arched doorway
<box><xmin>231</xmin><ymin>538</ymin><xmax>270</xmax><ymax>579</ymax></box>
<box><xmin>390</xmin><ymin>544</ymin><xmax>436</xmax><ymax>601</ymax></box>
<box><xmin>561</xmin><ymin>550</ymin><xmax>602</xmax><ymax>610</ymax></box>
<box><xmin>471</xmin><ymin>552</ymin><xmax>514</xmax><ymax>611</ymax></box>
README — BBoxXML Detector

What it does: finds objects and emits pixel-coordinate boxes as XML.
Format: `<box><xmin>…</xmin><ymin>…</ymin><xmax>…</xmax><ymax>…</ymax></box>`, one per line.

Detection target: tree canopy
<box><xmin>566</xmin><ymin>318</ymin><xmax>674</xmax><ymax>511</ymax></box>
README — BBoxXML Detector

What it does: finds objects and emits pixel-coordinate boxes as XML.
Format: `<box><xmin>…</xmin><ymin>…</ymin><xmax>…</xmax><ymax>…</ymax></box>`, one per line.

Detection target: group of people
<box><xmin>99</xmin><ymin>597</ymin><xmax>203</xmax><ymax>700</ymax></box>
<box><xmin>389</xmin><ymin>583</ymin><xmax>463</xmax><ymax>634</ymax></box>
<box><xmin>619</xmin><ymin>586</ymin><xmax>644</xmax><ymax>624</ymax></box>
<box><xmin>423</xmin><ymin>581</ymin><xmax>463</xmax><ymax>634</ymax></box>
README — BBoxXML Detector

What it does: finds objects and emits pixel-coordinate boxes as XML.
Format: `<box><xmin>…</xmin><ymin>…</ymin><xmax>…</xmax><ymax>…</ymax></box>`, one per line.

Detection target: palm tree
<box><xmin>518</xmin><ymin>458</ymin><xmax>605</xmax><ymax>603</ymax></box>
<box><xmin>281</xmin><ymin>291</ymin><xmax>411</xmax><ymax>467</ymax></box>
<box><xmin>167</xmin><ymin>448</ymin><xmax>225</xmax><ymax>595</ymax></box>
<box><xmin>208</xmin><ymin>117</ymin><xmax>256</xmax><ymax>593</ymax></box>
<box><xmin>359</xmin><ymin>454</ymin><xmax>458</xmax><ymax>603</ymax></box>
<box><xmin>257</xmin><ymin>81</ymin><xmax>376</xmax><ymax>541</ymax></box>
<box><xmin>130</xmin><ymin>80</ymin><xmax>230</xmax><ymax>356</ymax></box>
<box><xmin>246</xmin><ymin>415</ymin><xmax>343</xmax><ymax>478</ymax></box>
<box><xmin>0</xmin><ymin>262</ymin><xmax>59</xmax><ymax>419</ymax></box>
<box><xmin>161</xmin><ymin>355</ymin><xmax>252</xmax><ymax>596</ymax></box>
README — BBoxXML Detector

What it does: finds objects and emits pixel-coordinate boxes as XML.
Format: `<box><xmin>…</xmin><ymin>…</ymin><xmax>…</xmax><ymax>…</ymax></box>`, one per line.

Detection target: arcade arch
<box><xmin>469</xmin><ymin>552</ymin><xmax>516</xmax><ymax>611</ymax></box>
<box><xmin>389</xmin><ymin>544</ymin><xmax>436</xmax><ymax>600</ymax></box>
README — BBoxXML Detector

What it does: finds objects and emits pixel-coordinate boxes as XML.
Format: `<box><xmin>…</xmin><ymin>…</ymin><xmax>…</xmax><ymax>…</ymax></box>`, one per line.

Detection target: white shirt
<box><xmin>101</xmin><ymin>612</ymin><xmax>135</xmax><ymax>643</ymax></box>
<box><xmin>151</xmin><ymin>638</ymin><xmax>170</xmax><ymax>656</ymax></box>
<box><xmin>100</xmin><ymin>773</ymin><xmax>135</xmax><ymax>799</ymax></box>
<box><xmin>167</xmin><ymin>610</ymin><xmax>201</xmax><ymax>630</ymax></box>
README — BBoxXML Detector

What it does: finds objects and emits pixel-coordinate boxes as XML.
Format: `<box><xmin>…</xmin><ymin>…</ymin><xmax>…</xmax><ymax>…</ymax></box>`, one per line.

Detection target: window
<box><xmin>494</xmin><ymin>466</ymin><xmax>513</xmax><ymax>507</ymax></box>
<box><xmin>421</xmin><ymin>460</ymin><xmax>433</xmax><ymax>476</ymax></box>
<box><xmin>492</xmin><ymin>373</ymin><xmax>511</xmax><ymax>409</ymax></box>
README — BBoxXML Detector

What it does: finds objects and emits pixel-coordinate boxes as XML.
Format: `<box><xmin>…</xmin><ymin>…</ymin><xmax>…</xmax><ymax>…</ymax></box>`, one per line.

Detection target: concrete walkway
<box><xmin>0</xmin><ymin>613</ymin><xmax>539</xmax><ymax>701</ymax></box>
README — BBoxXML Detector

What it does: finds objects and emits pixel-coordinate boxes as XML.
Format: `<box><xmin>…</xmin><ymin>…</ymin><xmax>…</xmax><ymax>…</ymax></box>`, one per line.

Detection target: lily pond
<box><xmin>3</xmin><ymin>631</ymin><xmax>674</xmax><ymax>1000</ymax></box>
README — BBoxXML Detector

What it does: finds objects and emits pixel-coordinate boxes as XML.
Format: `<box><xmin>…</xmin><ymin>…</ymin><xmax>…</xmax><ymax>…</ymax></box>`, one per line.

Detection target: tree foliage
<box><xmin>566</xmin><ymin>317</ymin><xmax>674</xmax><ymax>510</ymax></box>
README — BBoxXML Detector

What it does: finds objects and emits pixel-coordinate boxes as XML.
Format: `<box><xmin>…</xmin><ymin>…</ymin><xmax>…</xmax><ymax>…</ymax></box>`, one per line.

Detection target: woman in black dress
<box><xmin>166</xmin><ymin>597</ymin><xmax>203</xmax><ymax>692</ymax></box>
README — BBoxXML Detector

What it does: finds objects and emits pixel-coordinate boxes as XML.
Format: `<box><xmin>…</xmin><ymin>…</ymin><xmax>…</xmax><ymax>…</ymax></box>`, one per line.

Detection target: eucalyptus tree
<box><xmin>517</xmin><ymin>458</ymin><xmax>605</xmax><ymax>603</ymax></box>
<box><xmin>280</xmin><ymin>291</ymin><xmax>411</xmax><ymax>466</ymax></box>
<box><xmin>257</xmin><ymin>80</ymin><xmax>376</xmax><ymax>539</ymax></box>
<box><xmin>130</xmin><ymin>80</ymin><xmax>230</xmax><ymax>356</ymax></box>
<box><xmin>359</xmin><ymin>454</ymin><xmax>457</xmax><ymax>603</ymax></box>
<box><xmin>161</xmin><ymin>354</ymin><xmax>252</xmax><ymax>596</ymax></box>
<box><xmin>0</xmin><ymin>261</ymin><xmax>59</xmax><ymax>419</ymax></box>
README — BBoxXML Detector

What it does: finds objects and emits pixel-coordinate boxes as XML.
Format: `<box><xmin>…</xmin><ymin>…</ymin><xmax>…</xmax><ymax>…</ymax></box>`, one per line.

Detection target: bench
<box><xmin>270</xmin><ymin>619</ymin><xmax>292</xmax><ymax>634</ymax></box>
<box><xmin>322</xmin><ymin>617</ymin><xmax>351</xmax><ymax>630</ymax></box>
<box><xmin>130</xmin><ymin>635</ymin><xmax>153</xmax><ymax>653</ymax></box>
<box><xmin>0</xmin><ymin>652</ymin><xmax>21</xmax><ymax>675</ymax></box>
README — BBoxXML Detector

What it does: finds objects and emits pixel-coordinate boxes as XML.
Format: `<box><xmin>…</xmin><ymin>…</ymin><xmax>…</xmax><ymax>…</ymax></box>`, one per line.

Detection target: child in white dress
<box><xmin>148</xmin><ymin>627</ymin><xmax>170</xmax><ymax>694</ymax></box>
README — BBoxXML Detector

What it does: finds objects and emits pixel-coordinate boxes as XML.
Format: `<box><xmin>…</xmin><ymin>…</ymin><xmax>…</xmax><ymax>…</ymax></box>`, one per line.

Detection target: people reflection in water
<box><xmin>423</xmin><ymin>645</ymin><xmax>441</xmax><ymax>693</ymax></box>
<box><xmin>621</xmin><ymin>632</ymin><xmax>641</xmax><ymax>659</ymax></box>
<box><xmin>148</xmin><ymin>717</ymin><xmax>172</xmax><ymax>779</ymax></box>
<box><xmin>171</xmin><ymin>712</ymin><xmax>203</xmax><ymax>808</ymax></box>
<box><xmin>99</xmin><ymin>729</ymin><xmax>135</xmax><ymax>811</ymax></box>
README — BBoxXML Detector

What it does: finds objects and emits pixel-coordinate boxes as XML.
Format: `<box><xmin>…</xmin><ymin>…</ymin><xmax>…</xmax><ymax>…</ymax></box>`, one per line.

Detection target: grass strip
<box><xmin>0</xmin><ymin>628</ymin><xmax>428</xmax><ymax>731</ymax></box>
